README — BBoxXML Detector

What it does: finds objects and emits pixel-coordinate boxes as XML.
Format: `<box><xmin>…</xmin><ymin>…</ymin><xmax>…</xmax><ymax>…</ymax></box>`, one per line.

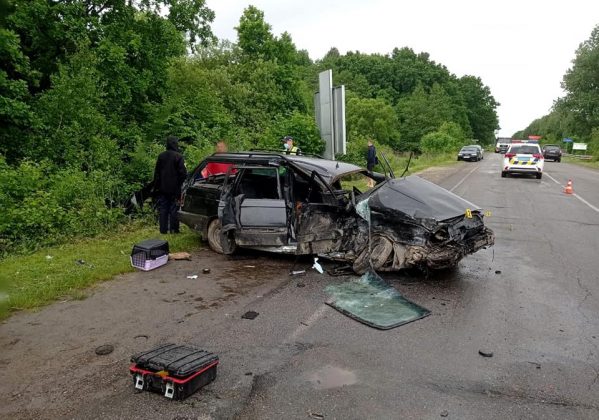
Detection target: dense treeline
<box><xmin>515</xmin><ymin>25</ymin><xmax>599</xmax><ymax>158</ymax></box>
<box><xmin>0</xmin><ymin>1</ymin><xmax>499</xmax><ymax>254</ymax></box>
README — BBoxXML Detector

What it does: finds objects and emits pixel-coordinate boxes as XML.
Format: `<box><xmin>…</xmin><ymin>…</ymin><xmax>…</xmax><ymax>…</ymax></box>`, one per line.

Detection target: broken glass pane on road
<box><xmin>325</xmin><ymin>271</ymin><xmax>430</xmax><ymax>329</ymax></box>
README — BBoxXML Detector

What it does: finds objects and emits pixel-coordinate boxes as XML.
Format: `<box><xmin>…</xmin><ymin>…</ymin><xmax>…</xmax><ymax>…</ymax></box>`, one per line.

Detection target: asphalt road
<box><xmin>2</xmin><ymin>153</ymin><xmax>598</xmax><ymax>419</ymax></box>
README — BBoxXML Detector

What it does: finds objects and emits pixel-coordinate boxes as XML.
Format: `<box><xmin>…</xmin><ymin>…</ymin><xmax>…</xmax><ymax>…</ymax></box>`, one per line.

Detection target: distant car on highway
<box><xmin>495</xmin><ymin>137</ymin><xmax>512</xmax><ymax>153</ymax></box>
<box><xmin>467</xmin><ymin>144</ymin><xmax>484</xmax><ymax>159</ymax></box>
<box><xmin>457</xmin><ymin>146</ymin><xmax>482</xmax><ymax>161</ymax></box>
<box><xmin>501</xmin><ymin>143</ymin><xmax>544</xmax><ymax>179</ymax></box>
<box><xmin>542</xmin><ymin>144</ymin><xmax>562</xmax><ymax>162</ymax></box>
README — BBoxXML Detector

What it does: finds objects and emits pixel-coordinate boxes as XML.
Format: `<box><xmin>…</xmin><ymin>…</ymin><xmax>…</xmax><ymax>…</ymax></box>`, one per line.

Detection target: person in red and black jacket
<box><xmin>153</xmin><ymin>136</ymin><xmax>187</xmax><ymax>234</ymax></box>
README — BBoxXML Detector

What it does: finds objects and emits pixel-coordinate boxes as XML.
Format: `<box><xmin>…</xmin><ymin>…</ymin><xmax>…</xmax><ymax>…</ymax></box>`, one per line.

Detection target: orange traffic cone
<box><xmin>564</xmin><ymin>179</ymin><xmax>574</xmax><ymax>194</ymax></box>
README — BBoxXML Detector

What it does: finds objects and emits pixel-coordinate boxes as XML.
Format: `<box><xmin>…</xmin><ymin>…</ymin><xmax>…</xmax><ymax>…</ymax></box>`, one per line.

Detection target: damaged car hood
<box><xmin>361</xmin><ymin>176</ymin><xmax>480</xmax><ymax>228</ymax></box>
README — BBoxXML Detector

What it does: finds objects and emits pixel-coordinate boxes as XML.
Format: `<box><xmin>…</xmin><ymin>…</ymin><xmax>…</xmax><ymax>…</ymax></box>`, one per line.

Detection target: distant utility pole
<box><xmin>314</xmin><ymin>70</ymin><xmax>346</xmax><ymax>160</ymax></box>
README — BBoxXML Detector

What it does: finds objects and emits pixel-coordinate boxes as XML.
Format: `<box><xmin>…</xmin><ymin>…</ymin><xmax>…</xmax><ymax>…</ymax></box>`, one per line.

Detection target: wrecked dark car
<box><xmin>179</xmin><ymin>152</ymin><xmax>494</xmax><ymax>273</ymax></box>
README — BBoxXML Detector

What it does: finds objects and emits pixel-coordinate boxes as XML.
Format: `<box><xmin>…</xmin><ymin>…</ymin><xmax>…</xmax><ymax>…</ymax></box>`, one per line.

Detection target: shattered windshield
<box><xmin>335</xmin><ymin>171</ymin><xmax>376</xmax><ymax>193</ymax></box>
<box><xmin>325</xmin><ymin>271</ymin><xmax>431</xmax><ymax>329</ymax></box>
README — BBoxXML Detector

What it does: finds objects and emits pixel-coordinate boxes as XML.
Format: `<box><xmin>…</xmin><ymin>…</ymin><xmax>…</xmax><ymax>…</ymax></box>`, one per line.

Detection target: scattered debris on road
<box><xmin>169</xmin><ymin>252</ymin><xmax>192</xmax><ymax>261</ymax></box>
<box><xmin>440</xmin><ymin>410</ymin><xmax>449</xmax><ymax>417</ymax></box>
<box><xmin>95</xmin><ymin>344</ymin><xmax>114</xmax><ymax>356</ymax></box>
<box><xmin>495</xmin><ymin>270</ymin><xmax>502</xmax><ymax>274</ymax></box>
<box><xmin>478</xmin><ymin>349</ymin><xmax>494</xmax><ymax>358</ymax></box>
<box><xmin>202</xmin><ymin>268</ymin><xmax>211</xmax><ymax>274</ymax></box>
<box><xmin>312</xmin><ymin>258</ymin><xmax>324</xmax><ymax>274</ymax></box>
<box><xmin>308</xmin><ymin>412</ymin><xmax>325</xmax><ymax>419</ymax></box>
<box><xmin>186</xmin><ymin>275</ymin><xmax>198</xmax><ymax>279</ymax></box>
<box><xmin>290</xmin><ymin>270</ymin><xmax>306</xmax><ymax>276</ymax></box>
<box><xmin>241</xmin><ymin>311</ymin><xmax>259</xmax><ymax>320</ymax></box>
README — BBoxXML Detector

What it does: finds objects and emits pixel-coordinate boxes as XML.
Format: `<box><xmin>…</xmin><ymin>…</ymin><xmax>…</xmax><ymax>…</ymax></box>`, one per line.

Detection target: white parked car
<box><xmin>501</xmin><ymin>143</ymin><xmax>544</xmax><ymax>179</ymax></box>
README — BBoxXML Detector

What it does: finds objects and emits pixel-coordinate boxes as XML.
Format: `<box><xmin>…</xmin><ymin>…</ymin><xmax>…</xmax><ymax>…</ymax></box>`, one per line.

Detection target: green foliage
<box><xmin>0</xmin><ymin>159</ymin><xmax>125</xmax><ymax>255</ymax></box>
<box><xmin>236</xmin><ymin>6</ymin><xmax>275</xmax><ymax>60</ymax></box>
<box><xmin>396</xmin><ymin>83</ymin><xmax>464</xmax><ymax>151</ymax></box>
<box><xmin>346</xmin><ymin>96</ymin><xmax>400</xmax><ymax>149</ymax></box>
<box><xmin>421</xmin><ymin>122</ymin><xmax>466</xmax><ymax>153</ymax></box>
<box><xmin>458</xmin><ymin>75</ymin><xmax>500</xmax><ymax>144</ymax></box>
<box><xmin>560</xmin><ymin>25</ymin><xmax>599</xmax><ymax>138</ymax></box>
<box><xmin>0</xmin><ymin>3</ymin><xmax>498</xmax><ymax>256</ymax></box>
<box><xmin>517</xmin><ymin>24</ymin><xmax>599</xmax><ymax>160</ymax></box>
<box><xmin>259</xmin><ymin>112</ymin><xmax>324</xmax><ymax>155</ymax></box>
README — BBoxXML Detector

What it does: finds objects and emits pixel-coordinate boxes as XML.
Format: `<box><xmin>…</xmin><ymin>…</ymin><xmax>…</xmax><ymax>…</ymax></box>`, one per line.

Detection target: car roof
<box><xmin>203</xmin><ymin>151</ymin><xmax>364</xmax><ymax>183</ymax></box>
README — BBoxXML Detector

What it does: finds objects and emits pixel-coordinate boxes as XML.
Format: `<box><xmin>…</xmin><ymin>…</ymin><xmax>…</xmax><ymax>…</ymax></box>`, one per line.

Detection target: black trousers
<box><xmin>157</xmin><ymin>194</ymin><xmax>180</xmax><ymax>234</ymax></box>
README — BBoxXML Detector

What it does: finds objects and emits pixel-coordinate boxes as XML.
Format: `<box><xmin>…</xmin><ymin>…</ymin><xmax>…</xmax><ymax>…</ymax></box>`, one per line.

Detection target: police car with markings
<box><xmin>501</xmin><ymin>141</ymin><xmax>544</xmax><ymax>179</ymax></box>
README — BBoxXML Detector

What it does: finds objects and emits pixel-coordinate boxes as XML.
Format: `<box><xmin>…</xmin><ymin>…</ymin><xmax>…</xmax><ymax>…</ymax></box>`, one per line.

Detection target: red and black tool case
<box><xmin>130</xmin><ymin>343</ymin><xmax>219</xmax><ymax>400</ymax></box>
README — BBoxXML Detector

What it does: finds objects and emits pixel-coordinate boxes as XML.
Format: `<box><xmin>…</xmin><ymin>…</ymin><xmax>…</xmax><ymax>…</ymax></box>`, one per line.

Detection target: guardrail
<box><xmin>563</xmin><ymin>153</ymin><xmax>594</xmax><ymax>160</ymax></box>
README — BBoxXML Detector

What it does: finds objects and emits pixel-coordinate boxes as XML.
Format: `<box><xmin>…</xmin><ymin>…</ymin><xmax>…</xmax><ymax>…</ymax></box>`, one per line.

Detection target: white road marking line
<box><xmin>285</xmin><ymin>304</ymin><xmax>329</xmax><ymax>343</ymax></box>
<box><xmin>545</xmin><ymin>172</ymin><xmax>599</xmax><ymax>214</ymax></box>
<box><xmin>450</xmin><ymin>165</ymin><xmax>480</xmax><ymax>192</ymax></box>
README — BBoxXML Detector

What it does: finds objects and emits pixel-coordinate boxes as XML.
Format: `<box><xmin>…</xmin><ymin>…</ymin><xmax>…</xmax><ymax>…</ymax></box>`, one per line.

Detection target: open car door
<box><xmin>219</xmin><ymin>165</ymin><xmax>289</xmax><ymax>249</ymax></box>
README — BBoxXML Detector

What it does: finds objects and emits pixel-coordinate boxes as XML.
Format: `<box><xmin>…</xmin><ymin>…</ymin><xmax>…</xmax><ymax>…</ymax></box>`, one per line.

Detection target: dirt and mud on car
<box><xmin>179</xmin><ymin>152</ymin><xmax>494</xmax><ymax>274</ymax></box>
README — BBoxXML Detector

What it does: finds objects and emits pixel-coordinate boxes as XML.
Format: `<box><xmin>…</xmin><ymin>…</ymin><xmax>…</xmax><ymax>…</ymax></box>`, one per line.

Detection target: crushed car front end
<box><xmin>344</xmin><ymin>176</ymin><xmax>495</xmax><ymax>273</ymax></box>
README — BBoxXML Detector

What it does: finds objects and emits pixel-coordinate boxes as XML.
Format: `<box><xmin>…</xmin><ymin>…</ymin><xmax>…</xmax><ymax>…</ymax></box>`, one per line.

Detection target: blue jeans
<box><xmin>157</xmin><ymin>194</ymin><xmax>180</xmax><ymax>234</ymax></box>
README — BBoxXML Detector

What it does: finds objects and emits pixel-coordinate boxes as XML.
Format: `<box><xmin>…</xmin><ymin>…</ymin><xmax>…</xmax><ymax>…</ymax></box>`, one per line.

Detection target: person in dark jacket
<box><xmin>366</xmin><ymin>139</ymin><xmax>377</xmax><ymax>187</ymax></box>
<box><xmin>154</xmin><ymin>136</ymin><xmax>187</xmax><ymax>234</ymax></box>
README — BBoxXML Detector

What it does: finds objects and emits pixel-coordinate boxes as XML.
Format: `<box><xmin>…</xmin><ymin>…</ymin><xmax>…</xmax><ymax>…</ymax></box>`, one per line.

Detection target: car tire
<box><xmin>557</xmin><ymin>158</ymin><xmax>561</xmax><ymax>163</ymax></box>
<box><xmin>536</xmin><ymin>173</ymin><xmax>542</xmax><ymax>179</ymax></box>
<box><xmin>501</xmin><ymin>171</ymin><xmax>507</xmax><ymax>178</ymax></box>
<box><xmin>207</xmin><ymin>218</ymin><xmax>235</xmax><ymax>254</ymax></box>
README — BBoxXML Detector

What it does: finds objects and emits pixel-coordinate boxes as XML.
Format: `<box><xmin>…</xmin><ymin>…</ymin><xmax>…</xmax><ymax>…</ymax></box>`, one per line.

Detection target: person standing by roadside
<box><xmin>153</xmin><ymin>136</ymin><xmax>187</xmax><ymax>234</ymax></box>
<box><xmin>282</xmin><ymin>136</ymin><xmax>300</xmax><ymax>155</ymax></box>
<box><xmin>366</xmin><ymin>139</ymin><xmax>378</xmax><ymax>187</ymax></box>
<box><xmin>201</xmin><ymin>140</ymin><xmax>234</xmax><ymax>177</ymax></box>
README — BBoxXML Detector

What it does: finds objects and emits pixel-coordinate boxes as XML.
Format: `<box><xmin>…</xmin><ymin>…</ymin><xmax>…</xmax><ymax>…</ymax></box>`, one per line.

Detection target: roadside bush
<box><xmin>420</xmin><ymin>122</ymin><xmax>466</xmax><ymax>153</ymax></box>
<box><xmin>257</xmin><ymin>111</ymin><xmax>325</xmax><ymax>155</ymax></box>
<box><xmin>0</xmin><ymin>160</ymin><xmax>125</xmax><ymax>256</ymax></box>
<box><xmin>588</xmin><ymin>128</ymin><xmax>599</xmax><ymax>160</ymax></box>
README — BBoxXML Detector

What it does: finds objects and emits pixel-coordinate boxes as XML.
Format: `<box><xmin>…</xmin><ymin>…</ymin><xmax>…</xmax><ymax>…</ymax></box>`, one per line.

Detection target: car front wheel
<box><xmin>501</xmin><ymin>171</ymin><xmax>507</xmax><ymax>178</ymax></box>
<box><xmin>536</xmin><ymin>173</ymin><xmax>542</xmax><ymax>179</ymax></box>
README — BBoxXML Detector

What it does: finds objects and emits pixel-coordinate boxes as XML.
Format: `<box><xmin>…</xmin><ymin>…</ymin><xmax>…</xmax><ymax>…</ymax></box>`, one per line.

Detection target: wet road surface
<box><xmin>1</xmin><ymin>153</ymin><xmax>598</xmax><ymax>419</ymax></box>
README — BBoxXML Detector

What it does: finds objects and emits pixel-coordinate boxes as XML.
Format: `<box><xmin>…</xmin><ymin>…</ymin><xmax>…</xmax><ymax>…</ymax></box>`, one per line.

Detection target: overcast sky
<box><xmin>206</xmin><ymin>0</ymin><xmax>599</xmax><ymax>137</ymax></box>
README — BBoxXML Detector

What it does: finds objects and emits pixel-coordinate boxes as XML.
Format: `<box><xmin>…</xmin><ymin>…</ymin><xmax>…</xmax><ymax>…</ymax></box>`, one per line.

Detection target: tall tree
<box><xmin>458</xmin><ymin>75</ymin><xmax>500</xmax><ymax>143</ymax></box>
<box><xmin>560</xmin><ymin>24</ymin><xmax>599</xmax><ymax>138</ymax></box>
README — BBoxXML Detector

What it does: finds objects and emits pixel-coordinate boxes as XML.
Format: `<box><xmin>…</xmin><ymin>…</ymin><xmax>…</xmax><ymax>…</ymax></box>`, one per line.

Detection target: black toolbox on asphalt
<box><xmin>130</xmin><ymin>343</ymin><xmax>219</xmax><ymax>400</ymax></box>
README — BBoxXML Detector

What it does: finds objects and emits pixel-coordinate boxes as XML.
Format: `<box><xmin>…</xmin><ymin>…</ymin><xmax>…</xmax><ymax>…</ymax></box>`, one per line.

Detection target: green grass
<box><xmin>563</xmin><ymin>156</ymin><xmax>599</xmax><ymax>170</ymax></box>
<box><xmin>402</xmin><ymin>152</ymin><xmax>459</xmax><ymax>174</ymax></box>
<box><xmin>0</xmin><ymin>223</ymin><xmax>201</xmax><ymax>320</ymax></box>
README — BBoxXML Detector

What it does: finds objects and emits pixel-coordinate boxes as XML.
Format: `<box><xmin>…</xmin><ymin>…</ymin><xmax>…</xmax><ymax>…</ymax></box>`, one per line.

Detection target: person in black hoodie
<box><xmin>366</xmin><ymin>139</ymin><xmax>378</xmax><ymax>188</ymax></box>
<box><xmin>153</xmin><ymin>136</ymin><xmax>187</xmax><ymax>234</ymax></box>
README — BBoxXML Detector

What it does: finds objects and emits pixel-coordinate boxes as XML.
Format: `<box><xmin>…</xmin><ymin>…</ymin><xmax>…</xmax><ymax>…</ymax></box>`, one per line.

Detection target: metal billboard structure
<box><xmin>314</xmin><ymin>70</ymin><xmax>346</xmax><ymax>160</ymax></box>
